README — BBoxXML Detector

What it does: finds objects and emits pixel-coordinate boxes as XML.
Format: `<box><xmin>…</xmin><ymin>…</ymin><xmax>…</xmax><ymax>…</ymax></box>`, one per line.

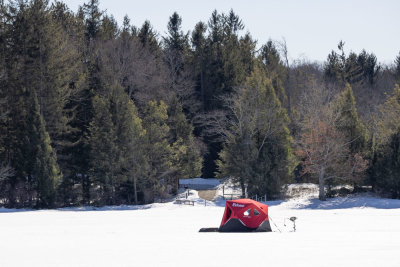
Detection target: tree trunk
<box><xmin>240</xmin><ymin>181</ymin><xmax>246</xmax><ymax>198</ymax></box>
<box><xmin>133</xmin><ymin>177</ymin><xmax>138</xmax><ymax>205</ymax></box>
<box><xmin>319</xmin><ymin>168</ymin><xmax>326</xmax><ymax>201</ymax></box>
<box><xmin>200</xmin><ymin>66</ymin><xmax>205</xmax><ymax>112</ymax></box>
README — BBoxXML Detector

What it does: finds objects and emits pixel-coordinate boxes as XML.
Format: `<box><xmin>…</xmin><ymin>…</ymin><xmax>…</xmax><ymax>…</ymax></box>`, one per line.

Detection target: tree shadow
<box><xmin>291</xmin><ymin>195</ymin><xmax>400</xmax><ymax>210</ymax></box>
<box><xmin>0</xmin><ymin>204</ymin><xmax>152</xmax><ymax>213</ymax></box>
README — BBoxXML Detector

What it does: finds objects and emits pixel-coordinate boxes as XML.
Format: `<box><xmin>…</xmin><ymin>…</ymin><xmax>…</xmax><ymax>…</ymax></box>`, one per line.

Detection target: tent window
<box><xmin>254</xmin><ymin>209</ymin><xmax>260</xmax><ymax>216</ymax></box>
<box><xmin>244</xmin><ymin>209</ymin><xmax>251</xmax><ymax>216</ymax></box>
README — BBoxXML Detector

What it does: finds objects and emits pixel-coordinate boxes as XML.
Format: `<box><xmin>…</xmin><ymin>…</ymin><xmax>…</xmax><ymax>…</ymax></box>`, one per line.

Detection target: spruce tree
<box><xmin>395</xmin><ymin>52</ymin><xmax>400</xmax><ymax>83</ymax></box>
<box><xmin>87</xmin><ymin>94</ymin><xmax>116</xmax><ymax>204</ymax></box>
<box><xmin>336</xmin><ymin>83</ymin><xmax>369</xmax><ymax>154</ymax></box>
<box><xmin>196</xmin><ymin>10</ymin><xmax>256</xmax><ymax>177</ymax></box>
<box><xmin>142</xmin><ymin>100</ymin><xmax>173</xmax><ymax>202</ymax></box>
<box><xmin>108</xmin><ymin>83</ymin><xmax>146</xmax><ymax>204</ymax></box>
<box><xmin>163</xmin><ymin>12</ymin><xmax>188</xmax><ymax>52</ymax></box>
<box><xmin>191</xmin><ymin>21</ymin><xmax>207</xmax><ymax>110</ymax></box>
<box><xmin>217</xmin><ymin>65</ymin><xmax>294</xmax><ymax>197</ymax></box>
<box><xmin>167</xmin><ymin>97</ymin><xmax>202</xmax><ymax>192</ymax></box>
<box><xmin>25</xmin><ymin>91</ymin><xmax>61</xmax><ymax>208</ymax></box>
<box><xmin>138</xmin><ymin>20</ymin><xmax>160</xmax><ymax>55</ymax></box>
<box><xmin>372</xmin><ymin>84</ymin><xmax>400</xmax><ymax>197</ymax></box>
<box><xmin>334</xmin><ymin>83</ymin><xmax>369</xmax><ymax>188</ymax></box>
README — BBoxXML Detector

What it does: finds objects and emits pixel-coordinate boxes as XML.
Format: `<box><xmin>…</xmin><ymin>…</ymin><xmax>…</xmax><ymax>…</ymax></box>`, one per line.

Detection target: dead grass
<box><xmin>198</xmin><ymin>190</ymin><xmax>217</xmax><ymax>201</ymax></box>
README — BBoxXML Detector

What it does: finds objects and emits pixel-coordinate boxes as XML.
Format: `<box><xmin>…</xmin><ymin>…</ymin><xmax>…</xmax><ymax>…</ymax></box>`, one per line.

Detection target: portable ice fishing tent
<box><xmin>219</xmin><ymin>199</ymin><xmax>272</xmax><ymax>232</ymax></box>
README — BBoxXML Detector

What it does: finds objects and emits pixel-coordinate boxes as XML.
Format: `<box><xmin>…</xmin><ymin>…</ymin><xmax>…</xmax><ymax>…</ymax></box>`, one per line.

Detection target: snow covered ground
<box><xmin>1</xmin><ymin>184</ymin><xmax>400</xmax><ymax>267</ymax></box>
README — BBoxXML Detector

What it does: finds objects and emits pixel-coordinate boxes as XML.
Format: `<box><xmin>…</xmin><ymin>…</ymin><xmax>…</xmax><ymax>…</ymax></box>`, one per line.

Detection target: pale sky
<box><xmin>60</xmin><ymin>0</ymin><xmax>399</xmax><ymax>64</ymax></box>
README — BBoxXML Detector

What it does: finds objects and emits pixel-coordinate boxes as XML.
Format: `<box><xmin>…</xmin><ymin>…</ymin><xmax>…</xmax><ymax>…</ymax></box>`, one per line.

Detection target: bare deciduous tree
<box><xmin>296</xmin><ymin>80</ymin><xmax>368</xmax><ymax>200</ymax></box>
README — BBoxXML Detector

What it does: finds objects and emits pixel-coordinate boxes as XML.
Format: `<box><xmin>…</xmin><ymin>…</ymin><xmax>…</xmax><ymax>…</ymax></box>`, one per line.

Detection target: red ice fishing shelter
<box><xmin>219</xmin><ymin>199</ymin><xmax>272</xmax><ymax>232</ymax></box>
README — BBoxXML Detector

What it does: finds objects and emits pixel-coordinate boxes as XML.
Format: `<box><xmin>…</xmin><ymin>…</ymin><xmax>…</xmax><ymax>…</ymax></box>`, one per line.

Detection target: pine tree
<box><xmin>371</xmin><ymin>84</ymin><xmax>400</xmax><ymax>197</ymax></box>
<box><xmin>24</xmin><ymin>91</ymin><xmax>61</xmax><ymax>208</ymax></box>
<box><xmin>138</xmin><ymin>20</ymin><xmax>160</xmax><ymax>55</ymax></box>
<box><xmin>191</xmin><ymin>21</ymin><xmax>207</xmax><ymax>111</ymax></box>
<box><xmin>373</xmin><ymin>130</ymin><xmax>400</xmax><ymax>198</ymax></box>
<box><xmin>4</xmin><ymin>1</ymin><xmax>83</xmax><ymax>205</ymax></box>
<box><xmin>324</xmin><ymin>42</ymin><xmax>379</xmax><ymax>86</ymax></box>
<box><xmin>334</xmin><ymin>84</ymin><xmax>369</xmax><ymax>189</ymax></box>
<box><xmin>336</xmin><ymin>83</ymin><xmax>369</xmax><ymax>154</ymax></box>
<box><xmin>167</xmin><ymin>97</ymin><xmax>202</xmax><ymax>192</ymax></box>
<box><xmin>195</xmin><ymin>10</ymin><xmax>256</xmax><ymax>177</ymax></box>
<box><xmin>82</xmin><ymin>0</ymin><xmax>102</xmax><ymax>44</ymax></box>
<box><xmin>395</xmin><ymin>52</ymin><xmax>400</xmax><ymax>83</ymax></box>
<box><xmin>108</xmin><ymin>83</ymin><xmax>146</xmax><ymax>204</ymax></box>
<box><xmin>259</xmin><ymin>40</ymin><xmax>288</xmax><ymax>109</ymax></box>
<box><xmin>142</xmin><ymin>100</ymin><xmax>173</xmax><ymax>202</ymax></box>
<box><xmin>99</xmin><ymin>14</ymin><xmax>118</xmax><ymax>41</ymax></box>
<box><xmin>217</xmin><ymin>65</ymin><xmax>294</xmax><ymax>198</ymax></box>
<box><xmin>87</xmin><ymin>94</ymin><xmax>116</xmax><ymax>204</ymax></box>
<box><xmin>163</xmin><ymin>12</ymin><xmax>188</xmax><ymax>52</ymax></box>
<box><xmin>87</xmin><ymin>83</ymin><xmax>147</xmax><ymax>205</ymax></box>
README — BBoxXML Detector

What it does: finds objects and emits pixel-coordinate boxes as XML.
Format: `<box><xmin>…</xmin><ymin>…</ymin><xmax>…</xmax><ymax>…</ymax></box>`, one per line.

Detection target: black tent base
<box><xmin>219</xmin><ymin>219</ymin><xmax>272</xmax><ymax>232</ymax></box>
<box><xmin>199</xmin><ymin>227</ymin><xmax>219</xmax><ymax>232</ymax></box>
<box><xmin>199</xmin><ymin>219</ymin><xmax>272</xmax><ymax>233</ymax></box>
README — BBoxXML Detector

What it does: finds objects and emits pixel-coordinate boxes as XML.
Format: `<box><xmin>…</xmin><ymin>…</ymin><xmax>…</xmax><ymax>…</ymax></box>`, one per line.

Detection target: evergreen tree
<box><xmin>142</xmin><ymin>100</ymin><xmax>173</xmax><ymax>202</ymax></box>
<box><xmin>167</xmin><ymin>97</ymin><xmax>202</xmax><ymax>191</ymax></box>
<box><xmin>109</xmin><ymin>83</ymin><xmax>146</xmax><ymax>204</ymax></box>
<box><xmin>333</xmin><ymin>83</ymin><xmax>369</xmax><ymax>188</ymax></box>
<box><xmin>86</xmin><ymin>83</ymin><xmax>147</xmax><ymax>205</ymax></box>
<box><xmin>324</xmin><ymin>41</ymin><xmax>380</xmax><ymax>86</ymax></box>
<box><xmin>373</xmin><ymin>130</ymin><xmax>400</xmax><ymax>198</ymax></box>
<box><xmin>138</xmin><ymin>20</ymin><xmax>160</xmax><ymax>54</ymax></box>
<box><xmin>371</xmin><ymin>84</ymin><xmax>400</xmax><ymax>197</ymax></box>
<box><xmin>395</xmin><ymin>52</ymin><xmax>400</xmax><ymax>82</ymax></box>
<box><xmin>357</xmin><ymin>50</ymin><xmax>380</xmax><ymax>85</ymax></box>
<box><xmin>217</xmin><ymin>66</ymin><xmax>294</xmax><ymax>198</ymax></box>
<box><xmin>163</xmin><ymin>12</ymin><xmax>188</xmax><ymax>52</ymax></box>
<box><xmin>87</xmin><ymin>94</ymin><xmax>116</xmax><ymax>204</ymax></box>
<box><xmin>259</xmin><ymin>40</ymin><xmax>288</xmax><ymax>108</ymax></box>
<box><xmin>24</xmin><ymin>91</ymin><xmax>61</xmax><ymax>208</ymax></box>
<box><xmin>191</xmin><ymin>21</ymin><xmax>207</xmax><ymax>111</ymax></box>
<box><xmin>163</xmin><ymin>11</ymin><xmax>196</xmax><ymax>116</ymax></box>
<box><xmin>194</xmin><ymin>10</ymin><xmax>256</xmax><ymax>177</ymax></box>
<box><xmin>82</xmin><ymin>0</ymin><xmax>102</xmax><ymax>44</ymax></box>
<box><xmin>100</xmin><ymin>14</ymin><xmax>118</xmax><ymax>41</ymax></box>
<box><xmin>336</xmin><ymin>83</ymin><xmax>369</xmax><ymax>154</ymax></box>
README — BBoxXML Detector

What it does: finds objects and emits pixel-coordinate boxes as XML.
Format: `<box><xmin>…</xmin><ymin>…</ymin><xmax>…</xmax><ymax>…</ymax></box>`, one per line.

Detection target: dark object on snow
<box><xmin>284</xmin><ymin>216</ymin><xmax>297</xmax><ymax>232</ymax></box>
<box><xmin>199</xmin><ymin>227</ymin><xmax>219</xmax><ymax>232</ymax></box>
<box><xmin>219</xmin><ymin>199</ymin><xmax>272</xmax><ymax>232</ymax></box>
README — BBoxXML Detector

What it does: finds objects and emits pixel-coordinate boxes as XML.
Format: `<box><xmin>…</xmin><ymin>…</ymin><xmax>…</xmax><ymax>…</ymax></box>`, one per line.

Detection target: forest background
<box><xmin>0</xmin><ymin>0</ymin><xmax>399</xmax><ymax>208</ymax></box>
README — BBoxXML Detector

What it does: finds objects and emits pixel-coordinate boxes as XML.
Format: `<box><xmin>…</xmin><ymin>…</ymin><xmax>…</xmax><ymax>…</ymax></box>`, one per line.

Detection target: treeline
<box><xmin>0</xmin><ymin>0</ymin><xmax>399</xmax><ymax>208</ymax></box>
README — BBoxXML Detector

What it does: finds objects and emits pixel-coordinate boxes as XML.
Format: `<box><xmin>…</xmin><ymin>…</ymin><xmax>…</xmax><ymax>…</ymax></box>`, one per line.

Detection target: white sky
<box><xmin>60</xmin><ymin>0</ymin><xmax>400</xmax><ymax>64</ymax></box>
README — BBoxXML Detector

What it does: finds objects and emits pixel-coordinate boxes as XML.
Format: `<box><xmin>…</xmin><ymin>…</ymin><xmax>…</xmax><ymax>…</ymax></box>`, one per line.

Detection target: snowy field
<box><xmin>1</xmin><ymin>185</ymin><xmax>400</xmax><ymax>267</ymax></box>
